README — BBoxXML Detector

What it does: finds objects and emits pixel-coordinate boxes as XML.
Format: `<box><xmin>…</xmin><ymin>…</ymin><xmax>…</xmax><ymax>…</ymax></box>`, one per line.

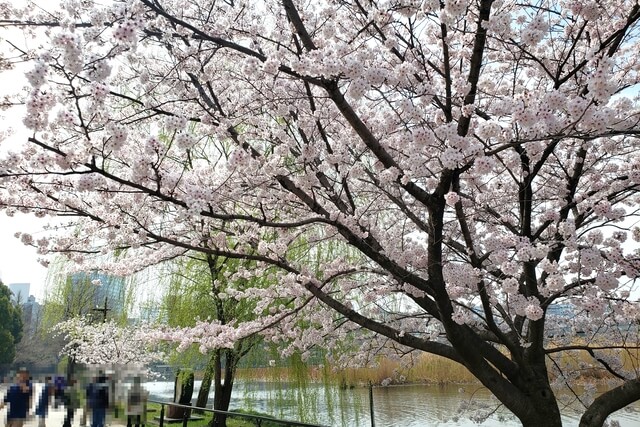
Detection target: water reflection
<box><xmin>145</xmin><ymin>380</ymin><xmax>640</xmax><ymax>426</ymax></box>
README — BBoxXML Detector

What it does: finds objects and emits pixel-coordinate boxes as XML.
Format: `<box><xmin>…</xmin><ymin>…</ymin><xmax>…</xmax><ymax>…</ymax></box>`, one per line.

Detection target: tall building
<box><xmin>69</xmin><ymin>271</ymin><xmax>127</xmax><ymax>319</ymax></box>
<box><xmin>8</xmin><ymin>282</ymin><xmax>30</xmax><ymax>303</ymax></box>
<box><xmin>21</xmin><ymin>295</ymin><xmax>42</xmax><ymax>337</ymax></box>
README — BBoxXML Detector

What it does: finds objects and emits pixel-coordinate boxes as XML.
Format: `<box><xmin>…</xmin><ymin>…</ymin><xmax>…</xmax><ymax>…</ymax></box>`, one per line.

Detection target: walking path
<box><xmin>21</xmin><ymin>406</ymin><xmax>126</xmax><ymax>427</ymax></box>
<box><xmin>2</xmin><ymin>406</ymin><xmax>127</xmax><ymax>427</ymax></box>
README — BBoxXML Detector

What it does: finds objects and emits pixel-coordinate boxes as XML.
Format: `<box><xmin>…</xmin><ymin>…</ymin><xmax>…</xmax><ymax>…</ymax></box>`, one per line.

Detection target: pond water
<box><xmin>145</xmin><ymin>380</ymin><xmax>640</xmax><ymax>426</ymax></box>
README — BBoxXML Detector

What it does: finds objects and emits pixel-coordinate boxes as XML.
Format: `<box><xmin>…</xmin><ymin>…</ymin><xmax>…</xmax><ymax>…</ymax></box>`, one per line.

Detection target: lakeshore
<box><xmin>145</xmin><ymin>380</ymin><xmax>640</xmax><ymax>427</ymax></box>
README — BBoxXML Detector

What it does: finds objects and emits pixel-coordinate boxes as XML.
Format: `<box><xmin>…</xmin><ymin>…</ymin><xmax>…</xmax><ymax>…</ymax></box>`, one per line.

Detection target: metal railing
<box><xmin>148</xmin><ymin>399</ymin><xmax>327</xmax><ymax>427</ymax></box>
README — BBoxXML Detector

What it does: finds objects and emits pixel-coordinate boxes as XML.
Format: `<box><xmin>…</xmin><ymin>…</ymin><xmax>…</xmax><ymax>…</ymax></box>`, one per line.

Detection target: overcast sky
<box><xmin>0</xmin><ymin>213</ymin><xmax>50</xmax><ymax>298</ymax></box>
<box><xmin>0</xmin><ymin>17</ymin><xmax>50</xmax><ymax>299</ymax></box>
<box><xmin>0</xmin><ymin>74</ymin><xmax>50</xmax><ymax>299</ymax></box>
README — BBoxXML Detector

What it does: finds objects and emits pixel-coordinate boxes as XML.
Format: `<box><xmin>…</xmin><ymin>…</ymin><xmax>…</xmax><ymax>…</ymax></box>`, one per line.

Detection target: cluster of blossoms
<box><xmin>91</xmin><ymin>82</ymin><xmax>110</xmax><ymax>101</ymax></box>
<box><xmin>75</xmin><ymin>173</ymin><xmax>107</xmax><ymax>192</ymax></box>
<box><xmin>566</xmin><ymin>1</ymin><xmax>602</xmax><ymax>21</ymax></box>
<box><xmin>23</xmin><ymin>91</ymin><xmax>56</xmax><ymax>130</ymax></box>
<box><xmin>52</xmin><ymin>32</ymin><xmax>83</xmax><ymax>74</ymax></box>
<box><xmin>175</xmin><ymin>133</ymin><xmax>197</xmax><ymax>151</ymax></box>
<box><xmin>113</xmin><ymin>15</ymin><xmax>145</xmax><ymax>44</ymax></box>
<box><xmin>105</xmin><ymin>122</ymin><xmax>128</xmax><ymax>152</ymax></box>
<box><xmin>53</xmin><ymin>317</ymin><xmax>165</xmax><ymax>368</ymax></box>
<box><xmin>56</xmin><ymin>109</ymin><xmax>76</xmax><ymax>128</ymax></box>
<box><xmin>347</xmin><ymin>78</ymin><xmax>368</xmax><ymax>99</ymax></box>
<box><xmin>25</xmin><ymin>61</ymin><xmax>48</xmax><ymax>88</ymax></box>
<box><xmin>164</xmin><ymin>115</ymin><xmax>187</xmax><ymax>132</ymax></box>
<box><xmin>87</xmin><ymin>54</ymin><xmax>112</xmax><ymax>82</ymax></box>
<box><xmin>588</xmin><ymin>58</ymin><xmax>618</xmax><ymax>102</ymax></box>
<box><xmin>520</xmin><ymin>13</ymin><xmax>549</xmax><ymax>46</ymax></box>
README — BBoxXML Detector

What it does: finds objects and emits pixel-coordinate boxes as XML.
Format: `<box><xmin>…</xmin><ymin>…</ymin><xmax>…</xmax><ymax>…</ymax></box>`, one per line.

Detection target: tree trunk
<box><xmin>219</xmin><ymin>350</ymin><xmax>236</xmax><ymax>412</ymax></box>
<box><xmin>440</xmin><ymin>320</ymin><xmax>563</xmax><ymax>426</ymax></box>
<box><xmin>65</xmin><ymin>355</ymin><xmax>76</xmax><ymax>382</ymax></box>
<box><xmin>492</xmin><ymin>355</ymin><xmax>561</xmax><ymax>426</ymax></box>
<box><xmin>210</xmin><ymin>349</ymin><xmax>225</xmax><ymax>427</ymax></box>
<box><xmin>468</xmin><ymin>358</ymin><xmax>562</xmax><ymax>427</ymax></box>
<box><xmin>194</xmin><ymin>354</ymin><xmax>216</xmax><ymax>413</ymax></box>
<box><xmin>210</xmin><ymin>349</ymin><xmax>238</xmax><ymax>427</ymax></box>
<box><xmin>516</xmin><ymin>356</ymin><xmax>562</xmax><ymax>427</ymax></box>
<box><xmin>517</xmin><ymin>382</ymin><xmax>562</xmax><ymax>427</ymax></box>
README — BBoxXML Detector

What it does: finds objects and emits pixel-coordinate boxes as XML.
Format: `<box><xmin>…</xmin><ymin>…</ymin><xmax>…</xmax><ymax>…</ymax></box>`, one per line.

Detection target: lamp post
<box><xmin>92</xmin><ymin>296</ymin><xmax>110</xmax><ymax>322</ymax></box>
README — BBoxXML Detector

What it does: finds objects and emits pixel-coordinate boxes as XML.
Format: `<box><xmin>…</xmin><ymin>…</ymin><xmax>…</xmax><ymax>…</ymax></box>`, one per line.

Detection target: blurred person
<box><xmin>34</xmin><ymin>376</ymin><xmax>54</xmax><ymax>427</ymax></box>
<box><xmin>88</xmin><ymin>374</ymin><xmax>109</xmax><ymax>427</ymax></box>
<box><xmin>0</xmin><ymin>368</ymin><xmax>33</xmax><ymax>427</ymax></box>
<box><xmin>126</xmin><ymin>376</ymin><xmax>147</xmax><ymax>427</ymax></box>
<box><xmin>53</xmin><ymin>375</ymin><xmax>66</xmax><ymax>408</ymax></box>
<box><xmin>80</xmin><ymin>378</ymin><xmax>91</xmax><ymax>427</ymax></box>
<box><xmin>62</xmin><ymin>378</ymin><xmax>82</xmax><ymax>427</ymax></box>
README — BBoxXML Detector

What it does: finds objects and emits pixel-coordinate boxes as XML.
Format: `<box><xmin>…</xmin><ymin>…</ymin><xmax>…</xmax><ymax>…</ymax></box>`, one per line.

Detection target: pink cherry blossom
<box><xmin>1</xmin><ymin>1</ymin><xmax>640</xmax><ymax>425</ymax></box>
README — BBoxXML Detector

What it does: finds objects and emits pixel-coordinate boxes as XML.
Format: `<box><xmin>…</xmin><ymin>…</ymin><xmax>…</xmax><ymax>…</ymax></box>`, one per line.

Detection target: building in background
<box><xmin>5</xmin><ymin>283</ymin><xmax>42</xmax><ymax>337</ymax></box>
<box><xmin>8</xmin><ymin>282</ymin><xmax>30</xmax><ymax>303</ymax></box>
<box><xmin>137</xmin><ymin>302</ymin><xmax>163</xmax><ymax>323</ymax></box>
<box><xmin>69</xmin><ymin>271</ymin><xmax>128</xmax><ymax>319</ymax></box>
<box><xmin>21</xmin><ymin>295</ymin><xmax>42</xmax><ymax>336</ymax></box>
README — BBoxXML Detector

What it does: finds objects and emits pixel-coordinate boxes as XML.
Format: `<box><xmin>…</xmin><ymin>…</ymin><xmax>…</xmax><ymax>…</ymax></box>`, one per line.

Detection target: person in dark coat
<box><xmin>53</xmin><ymin>375</ymin><xmax>66</xmax><ymax>408</ymax></box>
<box><xmin>89</xmin><ymin>375</ymin><xmax>109</xmax><ymax>427</ymax></box>
<box><xmin>0</xmin><ymin>368</ymin><xmax>33</xmax><ymax>427</ymax></box>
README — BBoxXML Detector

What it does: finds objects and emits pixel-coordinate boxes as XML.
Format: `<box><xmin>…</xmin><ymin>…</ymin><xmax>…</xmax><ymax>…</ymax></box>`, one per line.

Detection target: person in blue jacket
<box><xmin>35</xmin><ymin>376</ymin><xmax>54</xmax><ymax>427</ymax></box>
<box><xmin>89</xmin><ymin>374</ymin><xmax>109</xmax><ymax>427</ymax></box>
<box><xmin>0</xmin><ymin>368</ymin><xmax>33</xmax><ymax>427</ymax></box>
<box><xmin>53</xmin><ymin>375</ymin><xmax>66</xmax><ymax>408</ymax></box>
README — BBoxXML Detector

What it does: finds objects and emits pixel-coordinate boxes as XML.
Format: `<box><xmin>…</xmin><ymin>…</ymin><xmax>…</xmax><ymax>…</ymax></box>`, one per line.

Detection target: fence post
<box><xmin>369</xmin><ymin>381</ymin><xmax>375</xmax><ymax>427</ymax></box>
<box><xmin>159</xmin><ymin>404</ymin><xmax>165</xmax><ymax>427</ymax></box>
<box><xmin>182</xmin><ymin>407</ymin><xmax>189</xmax><ymax>427</ymax></box>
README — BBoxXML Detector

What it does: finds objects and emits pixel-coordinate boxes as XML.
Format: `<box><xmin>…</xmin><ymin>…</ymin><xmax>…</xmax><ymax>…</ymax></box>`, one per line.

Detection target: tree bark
<box><xmin>194</xmin><ymin>353</ymin><xmax>216</xmax><ymax>413</ymax></box>
<box><xmin>210</xmin><ymin>349</ymin><xmax>238</xmax><ymax>427</ymax></box>
<box><xmin>219</xmin><ymin>350</ymin><xmax>236</xmax><ymax>412</ymax></box>
<box><xmin>516</xmin><ymin>369</ymin><xmax>562</xmax><ymax>427</ymax></box>
<box><xmin>210</xmin><ymin>349</ymin><xmax>224</xmax><ymax>427</ymax></box>
<box><xmin>580</xmin><ymin>379</ymin><xmax>640</xmax><ymax>427</ymax></box>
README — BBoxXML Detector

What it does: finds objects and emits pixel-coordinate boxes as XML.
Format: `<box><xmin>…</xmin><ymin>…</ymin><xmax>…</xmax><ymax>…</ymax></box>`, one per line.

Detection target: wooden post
<box><xmin>159</xmin><ymin>404</ymin><xmax>165</xmax><ymax>427</ymax></box>
<box><xmin>369</xmin><ymin>381</ymin><xmax>375</xmax><ymax>427</ymax></box>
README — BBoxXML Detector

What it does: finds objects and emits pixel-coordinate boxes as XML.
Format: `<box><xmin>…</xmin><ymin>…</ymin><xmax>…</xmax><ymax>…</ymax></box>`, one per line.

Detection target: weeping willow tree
<box><xmin>162</xmin><ymin>252</ymin><xmax>269</xmax><ymax>427</ymax></box>
<box><xmin>162</xmin><ymin>234</ymin><xmax>363</xmax><ymax>426</ymax></box>
<box><xmin>223</xmin><ymin>238</ymin><xmax>374</xmax><ymax>426</ymax></box>
<box><xmin>160</xmin><ymin>227</ymin><xmax>383</xmax><ymax>426</ymax></box>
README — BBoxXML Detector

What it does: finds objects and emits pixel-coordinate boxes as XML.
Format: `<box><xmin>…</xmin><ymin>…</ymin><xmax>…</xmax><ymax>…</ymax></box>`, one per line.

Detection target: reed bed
<box><xmin>235</xmin><ymin>343</ymin><xmax>640</xmax><ymax>388</ymax></box>
<box><xmin>236</xmin><ymin>353</ymin><xmax>478</xmax><ymax>387</ymax></box>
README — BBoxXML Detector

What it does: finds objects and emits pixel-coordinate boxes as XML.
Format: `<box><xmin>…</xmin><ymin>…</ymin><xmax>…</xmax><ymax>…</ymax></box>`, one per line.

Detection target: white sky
<box><xmin>0</xmin><ymin>84</ymin><xmax>50</xmax><ymax>298</ymax></box>
<box><xmin>0</xmin><ymin>15</ymin><xmax>51</xmax><ymax>300</ymax></box>
<box><xmin>0</xmin><ymin>213</ymin><xmax>50</xmax><ymax>299</ymax></box>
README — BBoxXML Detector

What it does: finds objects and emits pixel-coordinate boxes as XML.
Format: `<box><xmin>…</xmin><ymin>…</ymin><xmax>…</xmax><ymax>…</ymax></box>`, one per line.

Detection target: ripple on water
<box><xmin>144</xmin><ymin>381</ymin><xmax>640</xmax><ymax>427</ymax></box>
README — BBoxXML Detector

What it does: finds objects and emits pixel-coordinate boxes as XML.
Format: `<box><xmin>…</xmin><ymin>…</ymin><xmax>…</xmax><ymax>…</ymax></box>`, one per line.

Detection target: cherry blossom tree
<box><xmin>1</xmin><ymin>1</ymin><xmax>640</xmax><ymax>425</ymax></box>
<box><xmin>54</xmin><ymin>316</ymin><xmax>164</xmax><ymax>371</ymax></box>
